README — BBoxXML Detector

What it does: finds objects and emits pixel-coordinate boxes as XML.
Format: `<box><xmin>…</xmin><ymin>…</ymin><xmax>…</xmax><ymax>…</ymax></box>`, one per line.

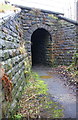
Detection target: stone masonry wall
<box><xmin>54</xmin><ymin>20</ymin><xmax>77</xmax><ymax>65</ymax></box>
<box><xmin>19</xmin><ymin>8</ymin><xmax>59</xmax><ymax>66</ymax></box>
<box><xmin>0</xmin><ymin>12</ymin><xmax>31</xmax><ymax>118</ymax></box>
<box><xmin>0</xmin><ymin>6</ymin><xmax>77</xmax><ymax>118</ymax></box>
<box><xmin>19</xmin><ymin>7</ymin><xmax>77</xmax><ymax>66</ymax></box>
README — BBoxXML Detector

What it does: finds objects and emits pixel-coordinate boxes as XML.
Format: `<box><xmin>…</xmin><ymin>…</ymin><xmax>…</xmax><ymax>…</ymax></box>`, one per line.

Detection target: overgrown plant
<box><xmin>12</xmin><ymin>114</ymin><xmax>23</xmax><ymax>119</ymax></box>
<box><xmin>67</xmin><ymin>51</ymin><xmax>78</xmax><ymax>78</ymax></box>
<box><xmin>15</xmin><ymin>72</ymin><xmax>64</xmax><ymax>118</ymax></box>
<box><xmin>0</xmin><ymin>64</ymin><xmax>12</xmax><ymax>102</ymax></box>
<box><xmin>2</xmin><ymin>73</ymin><xmax>13</xmax><ymax>102</ymax></box>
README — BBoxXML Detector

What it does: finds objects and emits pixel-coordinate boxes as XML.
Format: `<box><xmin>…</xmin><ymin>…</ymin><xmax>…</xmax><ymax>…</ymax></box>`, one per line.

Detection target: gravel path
<box><xmin>32</xmin><ymin>66</ymin><xmax>76</xmax><ymax>118</ymax></box>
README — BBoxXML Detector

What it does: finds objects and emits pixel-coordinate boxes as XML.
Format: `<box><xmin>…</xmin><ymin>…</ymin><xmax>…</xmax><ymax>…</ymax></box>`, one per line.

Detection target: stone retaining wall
<box><xmin>0</xmin><ymin>12</ymin><xmax>31</xmax><ymax>118</ymax></box>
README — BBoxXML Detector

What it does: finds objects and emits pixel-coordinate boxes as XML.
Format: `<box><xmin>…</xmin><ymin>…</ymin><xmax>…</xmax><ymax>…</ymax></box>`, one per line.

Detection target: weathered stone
<box><xmin>0</xmin><ymin>6</ymin><xmax>77</xmax><ymax>118</ymax></box>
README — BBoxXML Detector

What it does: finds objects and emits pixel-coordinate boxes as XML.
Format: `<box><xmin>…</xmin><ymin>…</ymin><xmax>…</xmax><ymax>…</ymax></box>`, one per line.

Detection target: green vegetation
<box><xmin>48</xmin><ymin>14</ymin><xmax>58</xmax><ymax>20</ymax></box>
<box><xmin>67</xmin><ymin>51</ymin><xmax>78</xmax><ymax>81</ymax></box>
<box><xmin>12</xmin><ymin>114</ymin><xmax>23</xmax><ymax>119</ymax></box>
<box><xmin>0</xmin><ymin>3</ymin><xmax>19</xmax><ymax>12</ymax></box>
<box><xmin>12</xmin><ymin>72</ymin><xmax>64</xmax><ymax>118</ymax></box>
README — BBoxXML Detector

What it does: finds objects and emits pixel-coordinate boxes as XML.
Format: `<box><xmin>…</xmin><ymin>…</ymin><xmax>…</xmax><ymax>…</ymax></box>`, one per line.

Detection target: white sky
<box><xmin>0</xmin><ymin>0</ymin><xmax>78</xmax><ymax>20</ymax></box>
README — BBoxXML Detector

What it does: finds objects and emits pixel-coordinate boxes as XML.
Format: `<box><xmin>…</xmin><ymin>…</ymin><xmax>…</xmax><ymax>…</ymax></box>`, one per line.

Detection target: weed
<box><xmin>15</xmin><ymin>72</ymin><xmax>64</xmax><ymax>118</ymax></box>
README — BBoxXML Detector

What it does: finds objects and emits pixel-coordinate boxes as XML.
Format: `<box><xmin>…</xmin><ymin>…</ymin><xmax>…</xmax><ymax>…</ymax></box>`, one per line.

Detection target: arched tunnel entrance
<box><xmin>31</xmin><ymin>28</ymin><xmax>52</xmax><ymax>66</ymax></box>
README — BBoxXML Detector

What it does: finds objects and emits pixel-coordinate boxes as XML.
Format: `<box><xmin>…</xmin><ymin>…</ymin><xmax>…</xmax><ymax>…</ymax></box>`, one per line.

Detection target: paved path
<box><xmin>32</xmin><ymin>66</ymin><xmax>76</xmax><ymax>118</ymax></box>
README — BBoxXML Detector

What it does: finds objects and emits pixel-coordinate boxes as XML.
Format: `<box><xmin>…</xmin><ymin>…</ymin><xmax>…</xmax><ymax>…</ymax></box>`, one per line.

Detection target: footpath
<box><xmin>32</xmin><ymin>66</ymin><xmax>76</xmax><ymax>118</ymax></box>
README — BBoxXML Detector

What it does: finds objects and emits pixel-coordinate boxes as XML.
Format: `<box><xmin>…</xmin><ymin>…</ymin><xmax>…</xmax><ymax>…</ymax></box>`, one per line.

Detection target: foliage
<box><xmin>0</xmin><ymin>3</ymin><xmax>19</xmax><ymax>13</ymax></box>
<box><xmin>16</xmin><ymin>72</ymin><xmax>64</xmax><ymax>118</ymax></box>
<box><xmin>18</xmin><ymin>42</ymin><xmax>26</xmax><ymax>54</ymax></box>
<box><xmin>12</xmin><ymin>114</ymin><xmax>23</xmax><ymax>119</ymax></box>
<box><xmin>1</xmin><ymin>67</ymin><xmax>13</xmax><ymax>102</ymax></box>
<box><xmin>73</xmin><ymin>52</ymin><xmax>78</xmax><ymax>67</ymax></box>
<box><xmin>67</xmin><ymin>51</ymin><xmax>78</xmax><ymax>79</ymax></box>
<box><xmin>48</xmin><ymin>14</ymin><xmax>58</xmax><ymax>20</ymax></box>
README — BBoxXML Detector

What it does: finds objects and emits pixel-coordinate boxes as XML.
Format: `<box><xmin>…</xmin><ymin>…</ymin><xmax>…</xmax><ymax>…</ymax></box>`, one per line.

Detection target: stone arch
<box><xmin>26</xmin><ymin>23</ymin><xmax>53</xmax><ymax>40</ymax></box>
<box><xmin>31</xmin><ymin>28</ymin><xmax>52</xmax><ymax>66</ymax></box>
<box><xmin>25</xmin><ymin>23</ymin><xmax>53</xmax><ymax>66</ymax></box>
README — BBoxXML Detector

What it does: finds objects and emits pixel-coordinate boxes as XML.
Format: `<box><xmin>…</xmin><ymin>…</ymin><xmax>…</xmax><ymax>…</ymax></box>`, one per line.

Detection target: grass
<box><xmin>0</xmin><ymin>3</ymin><xmax>19</xmax><ymax>13</ymax></box>
<box><xmin>14</xmin><ymin>72</ymin><xmax>64</xmax><ymax>119</ymax></box>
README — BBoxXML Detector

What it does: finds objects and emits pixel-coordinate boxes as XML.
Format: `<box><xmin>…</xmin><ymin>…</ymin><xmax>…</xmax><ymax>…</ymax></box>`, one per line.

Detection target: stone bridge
<box><xmin>20</xmin><ymin>6</ymin><xmax>77</xmax><ymax>66</ymax></box>
<box><xmin>0</xmin><ymin>5</ymin><xmax>78</xmax><ymax>118</ymax></box>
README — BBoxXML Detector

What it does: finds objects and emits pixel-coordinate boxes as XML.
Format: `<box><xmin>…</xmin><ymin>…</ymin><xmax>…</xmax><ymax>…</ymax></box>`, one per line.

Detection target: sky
<box><xmin>0</xmin><ymin>0</ymin><xmax>78</xmax><ymax>21</ymax></box>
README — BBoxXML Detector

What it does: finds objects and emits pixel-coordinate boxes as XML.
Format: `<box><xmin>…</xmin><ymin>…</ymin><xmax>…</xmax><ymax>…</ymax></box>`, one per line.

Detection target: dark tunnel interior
<box><xmin>31</xmin><ymin>28</ymin><xmax>51</xmax><ymax>66</ymax></box>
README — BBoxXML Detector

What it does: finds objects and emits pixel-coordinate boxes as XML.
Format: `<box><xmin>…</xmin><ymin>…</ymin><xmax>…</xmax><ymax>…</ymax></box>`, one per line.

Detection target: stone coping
<box><xmin>0</xmin><ymin>9</ymin><xmax>21</xmax><ymax>25</ymax></box>
<box><xmin>14</xmin><ymin>4</ymin><xmax>78</xmax><ymax>26</ymax></box>
<box><xmin>12</xmin><ymin>4</ymin><xmax>64</xmax><ymax>16</ymax></box>
<box><xmin>58</xmin><ymin>15</ymin><xmax>78</xmax><ymax>26</ymax></box>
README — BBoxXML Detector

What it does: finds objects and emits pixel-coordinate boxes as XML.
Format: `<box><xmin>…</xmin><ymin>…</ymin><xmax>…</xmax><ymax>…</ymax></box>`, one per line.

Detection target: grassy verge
<box><xmin>12</xmin><ymin>72</ymin><xmax>64</xmax><ymax>119</ymax></box>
